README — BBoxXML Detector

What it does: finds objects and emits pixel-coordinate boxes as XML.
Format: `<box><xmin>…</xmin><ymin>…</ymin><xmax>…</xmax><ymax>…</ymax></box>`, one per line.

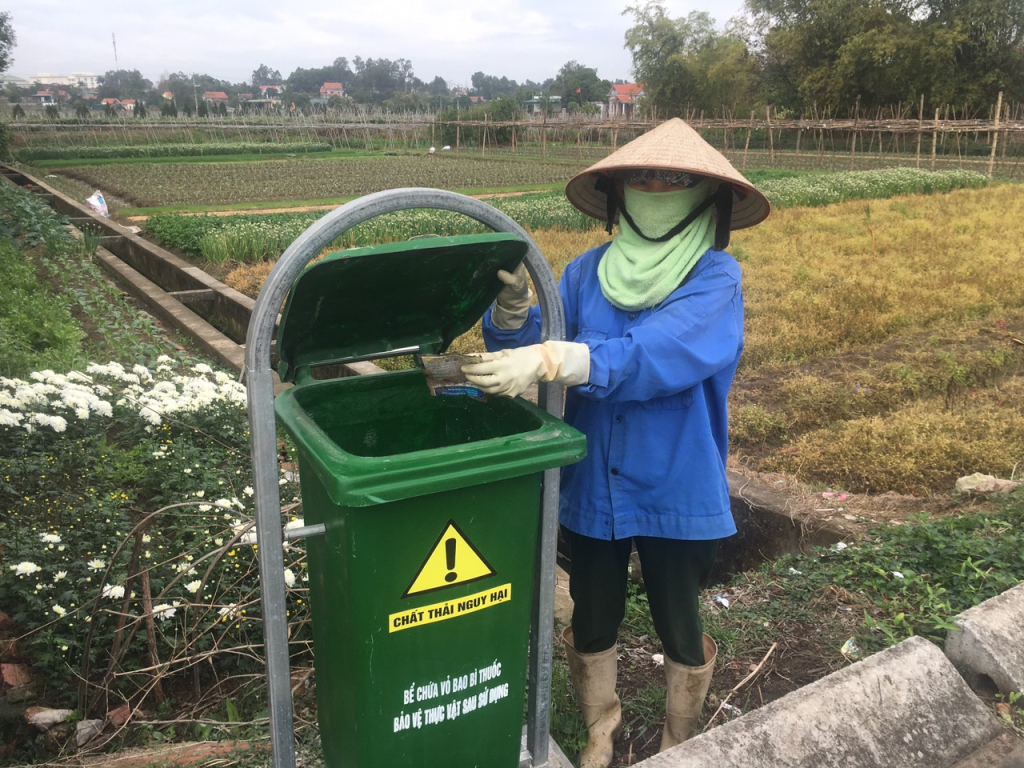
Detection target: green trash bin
<box><xmin>273</xmin><ymin>233</ymin><xmax>587</xmax><ymax>768</ymax></box>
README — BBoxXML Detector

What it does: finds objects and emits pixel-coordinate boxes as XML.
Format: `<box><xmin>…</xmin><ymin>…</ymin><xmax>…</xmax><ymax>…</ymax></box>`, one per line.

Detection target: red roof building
<box><xmin>320</xmin><ymin>82</ymin><xmax>344</xmax><ymax>98</ymax></box>
<box><xmin>608</xmin><ymin>83</ymin><xmax>644</xmax><ymax>119</ymax></box>
<box><xmin>203</xmin><ymin>91</ymin><xmax>229</xmax><ymax>104</ymax></box>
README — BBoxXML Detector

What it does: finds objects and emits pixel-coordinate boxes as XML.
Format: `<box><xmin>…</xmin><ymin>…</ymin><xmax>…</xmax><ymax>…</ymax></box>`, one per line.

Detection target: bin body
<box><xmin>276</xmin><ymin>369</ymin><xmax>585</xmax><ymax>768</ymax></box>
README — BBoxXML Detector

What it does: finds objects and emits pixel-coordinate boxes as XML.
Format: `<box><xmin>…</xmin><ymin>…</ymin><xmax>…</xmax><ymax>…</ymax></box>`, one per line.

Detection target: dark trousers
<box><xmin>564</xmin><ymin>527</ymin><xmax>719</xmax><ymax>667</ymax></box>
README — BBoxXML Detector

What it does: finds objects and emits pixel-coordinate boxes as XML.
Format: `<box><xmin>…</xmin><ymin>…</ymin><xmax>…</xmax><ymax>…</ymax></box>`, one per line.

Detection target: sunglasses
<box><xmin>621</xmin><ymin>170</ymin><xmax>704</xmax><ymax>189</ymax></box>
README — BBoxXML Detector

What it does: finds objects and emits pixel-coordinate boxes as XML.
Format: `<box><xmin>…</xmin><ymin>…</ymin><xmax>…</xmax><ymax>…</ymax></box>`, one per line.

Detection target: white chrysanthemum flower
<box><xmin>193</xmin><ymin>364</ymin><xmax>213</xmax><ymax>374</ymax></box>
<box><xmin>243</xmin><ymin>486</ymin><xmax>254</xmax><ymax>497</ymax></box>
<box><xmin>87</xmin><ymin>559</ymin><xmax>106</xmax><ymax>571</ymax></box>
<box><xmin>218</xmin><ymin>603</ymin><xmax>238</xmax><ymax>619</ymax></box>
<box><xmin>53</xmin><ymin>571</ymin><xmax>67</xmax><ymax>582</ymax></box>
<box><xmin>52</xmin><ymin>604</ymin><xmax>67</xmax><ymax>617</ymax></box>
<box><xmin>185</xmin><ymin>580</ymin><xmax>202</xmax><ymax>594</ymax></box>
<box><xmin>284</xmin><ymin>568</ymin><xmax>296</xmax><ymax>587</ymax></box>
<box><xmin>152</xmin><ymin>603</ymin><xmax>177</xmax><ymax>621</ymax></box>
<box><xmin>892</xmin><ymin>571</ymin><xmax>905</xmax><ymax>579</ymax></box>
<box><xmin>11</xmin><ymin>561</ymin><xmax>41</xmax><ymax>575</ymax></box>
<box><xmin>214</xmin><ymin>498</ymin><xmax>232</xmax><ymax>509</ymax></box>
<box><xmin>39</xmin><ymin>532</ymin><xmax>62</xmax><ymax>544</ymax></box>
<box><xmin>102</xmin><ymin>584</ymin><xmax>126</xmax><ymax>599</ymax></box>
<box><xmin>0</xmin><ymin>408</ymin><xmax>22</xmax><ymax>427</ymax></box>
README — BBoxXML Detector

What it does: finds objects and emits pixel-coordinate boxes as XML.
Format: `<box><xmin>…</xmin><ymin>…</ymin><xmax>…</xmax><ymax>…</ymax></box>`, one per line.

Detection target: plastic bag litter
<box><xmin>955</xmin><ymin>473</ymin><xmax>1021</xmax><ymax>495</ymax></box>
<box><xmin>86</xmin><ymin>190</ymin><xmax>109</xmax><ymax>217</ymax></box>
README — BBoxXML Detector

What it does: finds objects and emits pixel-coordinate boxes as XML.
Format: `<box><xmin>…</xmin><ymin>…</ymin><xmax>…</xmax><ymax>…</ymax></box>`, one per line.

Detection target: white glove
<box><xmin>491</xmin><ymin>264</ymin><xmax>532</xmax><ymax>331</ymax></box>
<box><xmin>461</xmin><ymin>341</ymin><xmax>590</xmax><ymax>398</ymax></box>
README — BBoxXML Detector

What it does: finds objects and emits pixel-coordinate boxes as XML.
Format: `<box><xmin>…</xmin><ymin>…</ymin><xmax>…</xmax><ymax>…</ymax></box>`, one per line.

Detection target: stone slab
<box><xmin>633</xmin><ymin>636</ymin><xmax>1002</xmax><ymax>768</ymax></box>
<box><xmin>950</xmin><ymin>731</ymin><xmax>1024</xmax><ymax>768</ymax></box>
<box><xmin>945</xmin><ymin>583</ymin><xmax>1024</xmax><ymax>696</ymax></box>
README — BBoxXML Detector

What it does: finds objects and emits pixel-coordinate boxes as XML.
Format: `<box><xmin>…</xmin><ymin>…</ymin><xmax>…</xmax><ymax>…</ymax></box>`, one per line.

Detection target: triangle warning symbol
<box><xmin>402</xmin><ymin>520</ymin><xmax>495</xmax><ymax>598</ymax></box>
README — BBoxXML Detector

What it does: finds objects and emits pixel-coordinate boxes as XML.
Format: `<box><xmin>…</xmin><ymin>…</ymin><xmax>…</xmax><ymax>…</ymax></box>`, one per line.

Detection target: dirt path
<box><xmin>122</xmin><ymin>191</ymin><xmax>538</xmax><ymax>222</ymax></box>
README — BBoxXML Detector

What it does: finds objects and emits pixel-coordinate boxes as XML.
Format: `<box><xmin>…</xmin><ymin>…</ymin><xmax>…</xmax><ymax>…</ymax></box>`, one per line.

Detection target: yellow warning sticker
<box><xmin>390</xmin><ymin>584</ymin><xmax>511</xmax><ymax>633</ymax></box>
<box><xmin>402</xmin><ymin>520</ymin><xmax>495</xmax><ymax>598</ymax></box>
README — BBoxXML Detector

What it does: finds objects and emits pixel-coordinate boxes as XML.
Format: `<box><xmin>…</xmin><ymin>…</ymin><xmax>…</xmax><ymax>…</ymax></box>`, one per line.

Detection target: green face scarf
<box><xmin>598</xmin><ymin>181</ymin><xmax>715</xmax><ymax>311</ymax></box>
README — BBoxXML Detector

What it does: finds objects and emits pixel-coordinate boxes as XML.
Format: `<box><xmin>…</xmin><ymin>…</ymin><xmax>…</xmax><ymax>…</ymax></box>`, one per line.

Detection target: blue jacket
<box><xmin>483</xmin><ymin>242</ymin><xmax>742</xmax><ymax>541</ymax></box>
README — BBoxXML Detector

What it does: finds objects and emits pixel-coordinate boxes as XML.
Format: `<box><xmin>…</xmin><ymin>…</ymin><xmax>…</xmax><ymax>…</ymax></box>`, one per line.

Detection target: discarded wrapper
<box><xmin>418</xmin><ymin>353</ymin><xmax>486</xmax><ymax>400</ymax></box>
<box><xmin>85</xmin><ymin>190</ymin><xmax>109</xmax><ymax>217</ymax></box>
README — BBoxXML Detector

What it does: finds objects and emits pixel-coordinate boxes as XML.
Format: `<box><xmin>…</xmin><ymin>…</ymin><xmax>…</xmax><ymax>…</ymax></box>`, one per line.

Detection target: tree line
<box><xmin>3</xmin><ymin>0</ymin><xmax>1021</xmax><ymax>120</ymax></box>
<box><xmin>627</xmin><ymin>0</ymin><xmax>1023</xmax><ymax>118</ymax></box>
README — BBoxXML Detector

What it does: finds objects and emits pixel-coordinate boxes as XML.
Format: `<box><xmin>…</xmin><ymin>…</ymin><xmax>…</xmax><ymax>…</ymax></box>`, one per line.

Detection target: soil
<box><xmin>608</xmin><ymin>622</ymin><xmax>848</xmax><ymax>766</ymax></box>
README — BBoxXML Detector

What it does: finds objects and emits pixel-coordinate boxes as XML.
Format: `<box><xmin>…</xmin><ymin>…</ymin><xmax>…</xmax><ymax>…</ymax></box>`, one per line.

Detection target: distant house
<box><xmin>238</xmin><ymin>93</ymin><xmax>253</xmax><ymax>101</ymax></box>
<box><xmin>319</xmin><ymin>82</ymin><xmax>344</xmax><ymax>98</ymax></box>
<box><xmin>523</xmin><ymin>95</ymin><xmax>564</xmax><ymax>117</ymax></box>
<box><xmin>34</xmin><ymin>90</ymin><xmax>56</xmax><ymax>105</ymax></box>
<box><xmin>258</xmin><ymin>85</ymin><xmax>282</xmax><ymax>100</ymax></box>
<box><xmin>121</xmin><ymin>98</ymin><xmax>136</xmax><ymax>113</ymax></box>
<box><xmin>608</xmin><ymin>83</ymin><xmax>643</xmax><ymax>119</ymax></box>
<box><xmin>203</xmin><ymin>91</ymin><xmax>229</xmax><ymax>105</ymax></box>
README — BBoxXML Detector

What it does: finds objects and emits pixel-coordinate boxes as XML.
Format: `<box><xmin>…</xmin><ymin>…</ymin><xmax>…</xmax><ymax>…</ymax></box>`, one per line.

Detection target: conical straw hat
<box><xmin>565</xmin><ymin>117</ymin><xmax>770</xmax><ymax>230</ymax></box>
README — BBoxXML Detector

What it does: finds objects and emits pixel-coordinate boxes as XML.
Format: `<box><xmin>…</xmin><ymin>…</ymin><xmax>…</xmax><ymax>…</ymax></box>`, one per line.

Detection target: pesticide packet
<box><xmin>418</xmin><ymin>353</ymin><xmax>486</xmax><ymax>400</ymax></box>
<box><xmin>85</xmin><ymin>190</ymin><xmax>109</xmax><ymax>217</ymax></box>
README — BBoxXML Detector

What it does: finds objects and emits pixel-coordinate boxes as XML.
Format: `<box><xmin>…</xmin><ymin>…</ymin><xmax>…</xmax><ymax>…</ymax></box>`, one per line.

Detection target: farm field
<box><xmin>50</xmin><ymin>154</ymin><xmax>591</xmax><ymax>210</ymax></box>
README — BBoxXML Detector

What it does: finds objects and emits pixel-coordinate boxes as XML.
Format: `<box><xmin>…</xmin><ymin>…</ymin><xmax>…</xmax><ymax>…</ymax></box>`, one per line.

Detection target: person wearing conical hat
<box><xmin>463</xmin><ymin>118</ymin><xmax>770</xmax><ymax>766</ymax></box>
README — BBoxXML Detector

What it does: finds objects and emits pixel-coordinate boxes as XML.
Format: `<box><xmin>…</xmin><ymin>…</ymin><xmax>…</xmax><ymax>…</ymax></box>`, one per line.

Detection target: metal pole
<box><xmin>245</xmin><ymin>188</ymin><xmax>566</xmax><ymax>768</ymax></box>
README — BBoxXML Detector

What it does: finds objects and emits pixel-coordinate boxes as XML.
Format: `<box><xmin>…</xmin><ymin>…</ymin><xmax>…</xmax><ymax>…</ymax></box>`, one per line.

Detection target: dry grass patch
<box><xmin>734</xmin><ymin>185</ymin><xmax>1024</xmax><ymax>370</ymax></box>
<box><xmin>761</xmin><ymin>376</ymin><xmax>1024</xmax><ymax>494</ymax></box>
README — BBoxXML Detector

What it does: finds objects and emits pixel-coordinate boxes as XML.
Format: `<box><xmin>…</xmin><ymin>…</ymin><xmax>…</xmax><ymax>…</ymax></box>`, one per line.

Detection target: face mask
<box><xmin>623</xmin><ymin>181</ymin><xmax>712</xmax><ymax>240</ymax></box>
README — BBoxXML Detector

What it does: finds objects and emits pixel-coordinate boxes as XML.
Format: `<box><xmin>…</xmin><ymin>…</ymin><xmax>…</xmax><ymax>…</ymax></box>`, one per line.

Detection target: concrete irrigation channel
<box><xmin>6</xmin><ymin>164</ymin><xmax>1023</xmax><ymax>768</ymax></box>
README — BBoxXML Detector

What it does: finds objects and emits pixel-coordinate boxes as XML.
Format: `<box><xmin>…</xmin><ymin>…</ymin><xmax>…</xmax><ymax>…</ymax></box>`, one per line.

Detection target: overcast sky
<box><xmin>11</xmin><ymin>0</ymin><xmax>746</xmax><ymax>88</ymax></box>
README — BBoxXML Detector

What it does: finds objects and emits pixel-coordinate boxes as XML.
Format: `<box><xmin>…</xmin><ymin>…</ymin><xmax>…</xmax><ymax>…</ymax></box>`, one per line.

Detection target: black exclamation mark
<box><xmin>444</xmin><ymin>538</ymin><xmax>457</xmax><ymax>582</ymax></box>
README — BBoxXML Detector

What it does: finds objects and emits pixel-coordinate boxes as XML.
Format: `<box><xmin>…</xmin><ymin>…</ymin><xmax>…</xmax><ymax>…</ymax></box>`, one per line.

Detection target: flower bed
<box><xmin>0</xmin><ymin>359</ymin><xmax>310</xmax><ymax>716</ymax></box>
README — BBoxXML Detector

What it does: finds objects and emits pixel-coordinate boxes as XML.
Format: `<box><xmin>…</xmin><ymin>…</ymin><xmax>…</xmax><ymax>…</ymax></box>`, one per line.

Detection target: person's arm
<box><xmin>578</xmin><ymin>264</ymin><xmax>742</xmax><ymax>403</ymax></box>
<box><xmin>468</xmin><ymin>262</ymin><xmax>588</xmax><ymax>396</ymax></box>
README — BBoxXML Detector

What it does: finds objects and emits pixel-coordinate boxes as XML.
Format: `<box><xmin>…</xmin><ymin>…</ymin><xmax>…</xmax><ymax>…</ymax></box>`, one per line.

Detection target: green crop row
<box><xmin>143</xmin><ymin>169</ymin><xmax>991</xmax><ymax>265</ymax></box>
<box><xmin>17</xmin><ymin>142</ymin><xmax>333</xmax><ymax>161</ymax></box>
<box><xmin>144</xmin><ymin>191</ymin><xmax>597</xmax><ymax>263</ymax></box>
<box><xmin>757</xmin><ymin>168</ymin><xmax>989</xmax><ymax>208</ymax></box>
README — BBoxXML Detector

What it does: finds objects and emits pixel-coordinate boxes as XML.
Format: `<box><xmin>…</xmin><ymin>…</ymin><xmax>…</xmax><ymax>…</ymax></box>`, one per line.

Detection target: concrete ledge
<box><xmin>635</xmin><ymin>636</ymin><xmax>1002</xmax><ymax>768</ymax></box>
<box><xmin>945</xmin><ymin>583</ymin><xmax>1024</xmax><ymax>696</ymax></box>
<box><xmin>93</xmin><ymin>245</ymin><xmax>245</xmax><ymax>373</ymax></box>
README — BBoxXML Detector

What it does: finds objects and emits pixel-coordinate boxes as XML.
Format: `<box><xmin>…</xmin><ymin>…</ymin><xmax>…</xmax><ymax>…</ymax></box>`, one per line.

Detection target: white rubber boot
<box><xmin>561</xmin><ymin>626</ymin><xmax>622</xmax><ymax>768</ymax></box>
<box><xmin>659</xmin><ymin>634</ymin><xmax>717</xmax><ymax>752</ymax></box>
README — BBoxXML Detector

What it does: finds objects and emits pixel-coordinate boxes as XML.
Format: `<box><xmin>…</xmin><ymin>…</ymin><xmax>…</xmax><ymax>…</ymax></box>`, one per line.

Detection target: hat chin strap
<box><xmin>595</xmin><ymin>176</ymin><xmax>734</xmax><ymax>249</ymax></box>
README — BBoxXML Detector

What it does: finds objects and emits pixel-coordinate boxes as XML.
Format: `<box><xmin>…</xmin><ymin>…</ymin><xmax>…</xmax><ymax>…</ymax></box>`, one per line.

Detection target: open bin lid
<box><xmin>276</xmin><ymin>233</ymin><xmax>528</xmax><ymax>383</ymax></box>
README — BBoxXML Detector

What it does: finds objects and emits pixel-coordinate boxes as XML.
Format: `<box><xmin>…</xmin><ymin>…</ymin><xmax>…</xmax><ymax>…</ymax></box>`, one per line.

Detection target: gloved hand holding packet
<box><xmin>417</xmin><ymin>353</ymin><xmax>486</xmax><ymax>400</ymax></box>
